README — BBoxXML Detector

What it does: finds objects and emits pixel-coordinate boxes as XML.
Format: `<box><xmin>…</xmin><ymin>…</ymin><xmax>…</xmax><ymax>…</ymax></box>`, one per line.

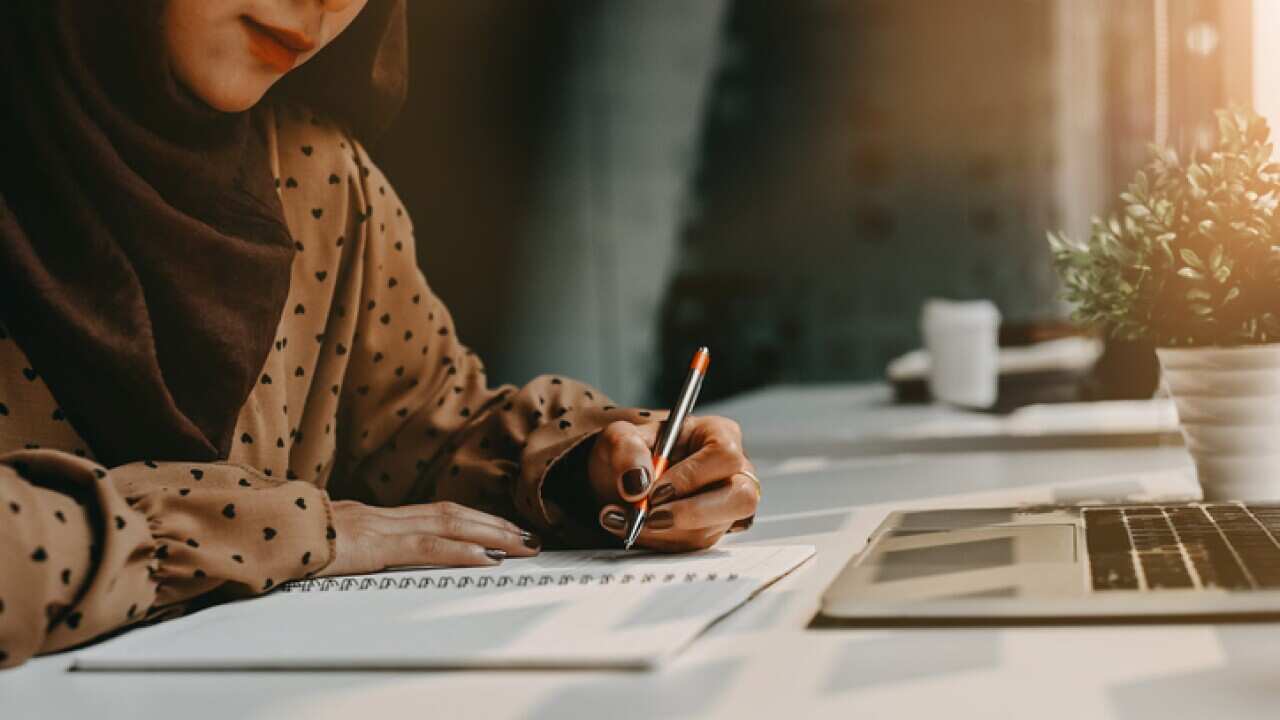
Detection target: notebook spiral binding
<box><xmin>280</xmin><ymin>571</ymin><xmax>743</xmax><ymax>593</ymax></box>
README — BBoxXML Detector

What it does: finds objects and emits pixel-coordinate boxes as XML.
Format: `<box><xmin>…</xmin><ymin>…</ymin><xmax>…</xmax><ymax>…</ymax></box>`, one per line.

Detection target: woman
<box><xmin>0</xmin><ymin>0</ymin><xmax>759</xmax><ymax>669</ymax></box>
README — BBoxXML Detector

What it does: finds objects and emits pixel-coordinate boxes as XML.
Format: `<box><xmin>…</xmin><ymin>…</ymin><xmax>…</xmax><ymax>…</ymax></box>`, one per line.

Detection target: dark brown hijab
<box><xmin>0</xmin><ymin>0</ymin><xmax>407</xmax><ymax>466</ymax></box>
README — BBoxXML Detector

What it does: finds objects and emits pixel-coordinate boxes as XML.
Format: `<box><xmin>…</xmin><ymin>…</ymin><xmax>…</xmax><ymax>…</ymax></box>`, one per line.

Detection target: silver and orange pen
<box><xmin>623</xmin><ymin>346</ymin><xmax>711</xmax><ymax>549</ymax></box>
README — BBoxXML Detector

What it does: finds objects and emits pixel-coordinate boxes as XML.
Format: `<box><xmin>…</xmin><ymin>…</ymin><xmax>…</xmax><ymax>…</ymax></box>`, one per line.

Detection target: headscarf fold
<box><xmin>0</xmin><ymin>0</ymin><xmax>407</xmax><ymax>465</ymax></box>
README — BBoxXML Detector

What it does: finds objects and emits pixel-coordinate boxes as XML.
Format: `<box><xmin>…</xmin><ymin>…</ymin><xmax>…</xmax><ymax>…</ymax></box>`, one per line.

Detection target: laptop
<box><xmin>818</xmin><ymin>503</ymin><xmax>1280</xmax><ymax>624</ymax></box>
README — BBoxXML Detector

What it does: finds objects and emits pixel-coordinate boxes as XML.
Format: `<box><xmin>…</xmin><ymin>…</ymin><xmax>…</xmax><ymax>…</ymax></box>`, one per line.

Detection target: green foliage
<box><xmin>1049</xmin><ymin>107</ymin><xmax>1280</xmax><ymax>346</ymax></box>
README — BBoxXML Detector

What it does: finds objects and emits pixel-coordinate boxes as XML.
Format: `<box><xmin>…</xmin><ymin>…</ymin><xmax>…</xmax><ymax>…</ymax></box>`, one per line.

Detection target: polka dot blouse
<box><xmin>0</xmin><ymin>106</ymin><xmax>646</xmax><ymax>669</ymax></box>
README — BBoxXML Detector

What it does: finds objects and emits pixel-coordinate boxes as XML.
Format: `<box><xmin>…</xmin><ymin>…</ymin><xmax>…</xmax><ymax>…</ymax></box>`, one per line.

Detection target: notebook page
<box><xmin>72</xmin><ymin>544</ymin><xmax>814</xmax><ymax>671</ymax></box>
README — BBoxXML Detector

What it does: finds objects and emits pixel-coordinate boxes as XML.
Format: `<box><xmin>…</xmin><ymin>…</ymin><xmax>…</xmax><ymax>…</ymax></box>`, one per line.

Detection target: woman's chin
<box><xmin>181</xmin><ymin>71</ymin><xmax>278</xmax><ymax>113</ymax></box>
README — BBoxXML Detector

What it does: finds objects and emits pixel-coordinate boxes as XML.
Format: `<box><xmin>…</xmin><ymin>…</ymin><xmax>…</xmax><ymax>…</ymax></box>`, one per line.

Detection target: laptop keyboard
<box><xmin>1084</xmin><ymin>504</ymin><xmax>1280</xmax><ymax>592</ymax></box>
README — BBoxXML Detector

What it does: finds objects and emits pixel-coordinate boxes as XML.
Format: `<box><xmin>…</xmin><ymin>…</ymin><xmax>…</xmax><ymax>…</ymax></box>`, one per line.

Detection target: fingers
<box><xmin>650</xmin><ymin>420</ymin><xmax>749</xmax><ymax>504</ymax></box>
<box><xmin>647</xmin><ymin>474</ymin><xmax>759</xmax><ymax>531</ymax></box>
<box><xmin>588</xmin><ymin>413</ymin><xmax>756</xmax><ymax>553</ymax></box>
<box><xmin>600</xmin><ymin>473</ymin><xmax>757</xmax><ymax>535</ymax></box>
<box><xmin>380</xmin><ymin>509</ymin><xmax>539</xmax><ymax>569</ymax></box>
<box><xmin>388</xmin><ymin>534</ymin><xmax>503</xmax><ymax>568</ymax></box>
<box><xmin>366</xmin><ymin>501</ymin><xmax>530</xmax><ymax>538</ymax></box>
<box><xmin>596</xmin><ymin>511</ymin><xmax>726</xmax><ymax>553</ymax></box>
<box><xmin>674</xmin><ymin>414</ymin><xmax>745</xmax><ymax>460</ymax></box>
<box><xmin>597</xmin><ymin>421</ymin><xmax>659</xmax><ymax>502</ymax></box>
<box><xmin>393</xmin><ymin>505</ymin><xmax>539</xmax><ymax>557</ymax></box>
<box><xmin>325</xmin><ymin>500</ymin><xmax>542</xmax><ymax>577</ymax></box>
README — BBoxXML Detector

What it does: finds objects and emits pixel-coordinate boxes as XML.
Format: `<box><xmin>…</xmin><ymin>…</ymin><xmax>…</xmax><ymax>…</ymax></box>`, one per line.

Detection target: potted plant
<box><xmin>1049</xmin><ymin>107</ymin><xmax>1280</xmax><ymax>500</ymax></box>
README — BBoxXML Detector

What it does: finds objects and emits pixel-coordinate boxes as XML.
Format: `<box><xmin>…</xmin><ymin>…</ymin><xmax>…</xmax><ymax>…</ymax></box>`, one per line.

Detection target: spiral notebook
<box><xmin>72</xmin><ymin>544</ymin><xmax>814</xmax><ymax>671</ymax></box>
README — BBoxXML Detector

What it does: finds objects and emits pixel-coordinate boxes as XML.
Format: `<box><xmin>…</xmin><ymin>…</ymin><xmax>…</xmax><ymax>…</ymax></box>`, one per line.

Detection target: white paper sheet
<box><xmin>72</xmin><ymin>545</ymin><xmax>815</xmax><ymax>671</ymax></box>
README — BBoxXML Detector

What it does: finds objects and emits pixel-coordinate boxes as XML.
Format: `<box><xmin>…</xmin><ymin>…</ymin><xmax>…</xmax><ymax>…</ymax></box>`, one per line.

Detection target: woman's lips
<box><xmin>241</xmin><ymin>16</ymin><xmax>316</xmax><ymax>74</ymax></box>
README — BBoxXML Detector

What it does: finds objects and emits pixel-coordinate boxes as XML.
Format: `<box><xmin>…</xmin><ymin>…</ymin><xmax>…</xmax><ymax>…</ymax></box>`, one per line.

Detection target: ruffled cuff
<box><xmin>117</xmin><ymin>463</ymin><xmax>336</xmax><ymax>605</ymax></box>
<box><xmin>0</xmin><ymin>450</ymin><xmax>156</xmax><ymax>657</ymax></box>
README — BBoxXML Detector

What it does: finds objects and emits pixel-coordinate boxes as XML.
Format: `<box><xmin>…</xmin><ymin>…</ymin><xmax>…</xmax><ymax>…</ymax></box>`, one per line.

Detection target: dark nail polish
<box><xmin>602</xmin><ymin>509</ymin><xmax>626</xmax><ymax>530</ymax></box>
<box><xmin>622</xmin><ymin>467</ymin><xmax>651</xmax><ymax>496</ymax></box>
<box><xmin>485</xmin><ymin>548</ymin><xmax>507</xmax><ymax>561</ymax></box>
<box><xmin>522</xmin><ymin>531</ymin><xmax>541</xmax><ymax>549</ymax></box>
<box><xmin>650</xmin><ymin>483</ymin><xmax>675</xmax><ymax>504</ymax></box>
<box><xmin>648</xmin><ymin>509</ymin><xmax>674</xmax><ymax>530</ymax></box>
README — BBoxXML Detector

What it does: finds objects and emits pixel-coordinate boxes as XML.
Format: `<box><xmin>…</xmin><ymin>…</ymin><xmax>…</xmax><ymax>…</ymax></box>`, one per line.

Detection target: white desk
<box><xmin>6</xmin><ymin>383</ymin><xmax>1277</xmax><ymax>719</ymax></box>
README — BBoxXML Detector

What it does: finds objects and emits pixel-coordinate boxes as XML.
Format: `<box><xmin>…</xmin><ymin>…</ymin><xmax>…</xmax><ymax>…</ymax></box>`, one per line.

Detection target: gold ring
<box><xmin>737</xmin><ymin>469</ymin><xmax>762</xmax><ymax>500</ymax></box>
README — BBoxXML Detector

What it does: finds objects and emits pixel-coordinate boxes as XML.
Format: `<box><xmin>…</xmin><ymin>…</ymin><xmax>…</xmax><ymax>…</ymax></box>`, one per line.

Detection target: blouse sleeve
<box><xmin>328</xmin><ymin>143</ymin><xmax>652</xmax><ymax>546</ymax></box>
<box><xmin>0</xmin><ymin>449</ymin><xmax>334</xmax><ymax>668</ymax></box>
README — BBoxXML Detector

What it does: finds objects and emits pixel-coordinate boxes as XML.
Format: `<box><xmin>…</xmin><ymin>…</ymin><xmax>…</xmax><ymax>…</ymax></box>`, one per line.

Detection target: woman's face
<box><xmin>165</xmin><ymin>0</ymin><xmax>369</xmax><ymax>112</ymax></box>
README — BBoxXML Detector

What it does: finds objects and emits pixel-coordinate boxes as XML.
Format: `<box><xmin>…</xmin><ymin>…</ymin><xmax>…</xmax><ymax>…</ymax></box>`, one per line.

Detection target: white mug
<box><xmin>921</xmin><ymin>299</ymin><xmax>1001</xmax><ymax>409</ymax></box>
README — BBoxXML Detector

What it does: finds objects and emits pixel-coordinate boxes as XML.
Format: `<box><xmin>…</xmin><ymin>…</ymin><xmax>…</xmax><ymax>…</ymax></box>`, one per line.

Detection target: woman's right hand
<box><xmin>320</xmin><ymin>500</ymin><xmax>541</xmax><ymax>577</ymax></box>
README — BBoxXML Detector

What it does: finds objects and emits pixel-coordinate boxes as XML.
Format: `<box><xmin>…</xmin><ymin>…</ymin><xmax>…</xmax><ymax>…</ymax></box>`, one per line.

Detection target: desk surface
<box><xmin>7</xmin><ymin>384</ymin><xmax>1277</xmax><ymax>720</ymax></box>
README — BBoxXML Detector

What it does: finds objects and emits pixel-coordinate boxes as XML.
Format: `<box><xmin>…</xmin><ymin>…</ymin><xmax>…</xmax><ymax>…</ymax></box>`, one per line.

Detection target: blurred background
<box><xmin>372</xmin><ymin>0</ymin><xmax>1268</xmax><ymax>408</ymax></box>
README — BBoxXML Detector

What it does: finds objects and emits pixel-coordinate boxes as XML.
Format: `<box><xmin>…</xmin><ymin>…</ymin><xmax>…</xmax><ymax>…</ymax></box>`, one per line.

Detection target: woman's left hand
<box><xmin>587</xmin><ymin>415</ymin><xmax>760</xmax><ymax>551</ymax></box>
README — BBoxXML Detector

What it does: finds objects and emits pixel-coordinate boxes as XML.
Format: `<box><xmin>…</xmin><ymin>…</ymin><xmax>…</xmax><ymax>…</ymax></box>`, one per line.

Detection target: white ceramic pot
<box><xmin>1157</xmin><ymin>344</ymin><xmax>1280</xmax><ymax>500</ymax></box>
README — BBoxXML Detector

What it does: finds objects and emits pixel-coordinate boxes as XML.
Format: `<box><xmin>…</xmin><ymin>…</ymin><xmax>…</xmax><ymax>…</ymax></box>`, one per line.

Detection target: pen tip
<box><xmin>623</xmin><ymin>509</ymin><xmax>646</xmax><ymax>549</ymax></box>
